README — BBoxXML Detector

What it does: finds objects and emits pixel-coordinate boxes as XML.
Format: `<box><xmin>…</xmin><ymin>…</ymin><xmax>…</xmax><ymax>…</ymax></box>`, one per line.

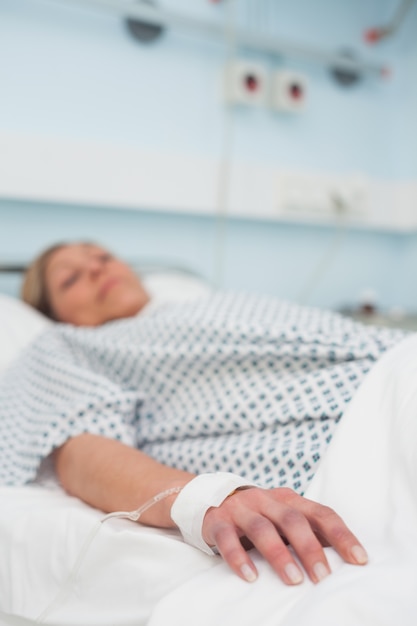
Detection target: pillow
<box><xmin>0</xmin><ymin>271</ymin><xmax>211</xmax><ymax>373</ymax></box>
<box><xmin>0</xmin><ymin>294</ymin><xmax>51</xmax><ymax>374</ymax></box>
<box><xmin>141</xmin><ymin>270</ymin><xmax>212</xmax><ymax>304</ymax></box>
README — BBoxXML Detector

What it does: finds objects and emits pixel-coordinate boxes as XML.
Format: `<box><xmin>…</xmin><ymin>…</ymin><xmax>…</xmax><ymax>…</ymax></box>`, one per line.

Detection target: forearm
<box><xmin>53</xmin><ymin>434</ymin><xmax>368</xmax><ymax>587</ymax></box>
<box><xmin>53</xmin><ymin>433</ymin><xmax>194</xmax><ymax>527</ymax></box>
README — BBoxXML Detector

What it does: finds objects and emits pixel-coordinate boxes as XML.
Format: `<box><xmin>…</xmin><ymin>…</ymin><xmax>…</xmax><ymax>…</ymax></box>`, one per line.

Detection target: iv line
<box><xmin>35</xmin><ymin>486</ymin><xmax>183</xmax><ymax>623</ymax></box>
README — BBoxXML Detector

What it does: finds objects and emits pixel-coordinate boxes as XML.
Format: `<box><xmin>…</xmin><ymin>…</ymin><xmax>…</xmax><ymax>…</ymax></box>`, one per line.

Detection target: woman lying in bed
<box><xmin>0</xmin><ymin>242</ymin><xmax>405</xmax><ymax>587</ymax></box>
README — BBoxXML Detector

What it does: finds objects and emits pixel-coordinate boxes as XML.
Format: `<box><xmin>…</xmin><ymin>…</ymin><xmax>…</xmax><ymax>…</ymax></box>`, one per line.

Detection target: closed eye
<box><xmin>60</xmin><ymin>272</ymin><xmax>81</xmax><ymax>289</ymax></box>
<box><xmin>93</xmin><ymin>251</ymin><xmax>112</xmax><ymax>260</ymax></box>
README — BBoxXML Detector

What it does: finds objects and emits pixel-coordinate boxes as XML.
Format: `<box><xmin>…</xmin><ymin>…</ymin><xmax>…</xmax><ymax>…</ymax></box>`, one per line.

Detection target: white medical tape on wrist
<box><xmin>170</xmin><ymin>472</ymin><xmax>257</xmax><ymax>555</ymax></box>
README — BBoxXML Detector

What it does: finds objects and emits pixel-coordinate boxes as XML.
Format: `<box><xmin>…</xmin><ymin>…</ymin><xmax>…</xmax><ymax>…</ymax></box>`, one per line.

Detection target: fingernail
<box><xmin>313</xmin><ymin>562</ymin><xmax>330</xmax><ymax>583</ymax></box>
<box><xmin>351</xmin><ymin>545</ymin><xmax>368</xmax><ymax>564</ymax></box>
<box><xmin>284</xmin><ymin>563</ymin><xmax>303</xmax><ymax>585</ymax></box>
<box><xmin>240</xmin><ymin>563</ymin><xmax>257</xmax><ymax>582</ymax></box>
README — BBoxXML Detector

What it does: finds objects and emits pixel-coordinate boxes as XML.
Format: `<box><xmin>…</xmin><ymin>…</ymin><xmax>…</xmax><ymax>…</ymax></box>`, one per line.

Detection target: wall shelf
<box><xmin>1</xmin><ymin>133</ymin><xmax>416</xmax><ymax>233</ymax></box>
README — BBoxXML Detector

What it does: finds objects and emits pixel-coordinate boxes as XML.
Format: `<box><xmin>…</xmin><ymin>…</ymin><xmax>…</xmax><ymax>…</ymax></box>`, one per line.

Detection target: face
<box><xmin>45</xmin><ymin>243</ymin><xmax>150</xmax><ymax>326</ymax></box>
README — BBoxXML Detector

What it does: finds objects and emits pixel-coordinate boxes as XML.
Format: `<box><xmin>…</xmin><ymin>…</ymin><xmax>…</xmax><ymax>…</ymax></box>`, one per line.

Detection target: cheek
<box><xmin>49</xmin><ymin>286</ymin><xmax>95</xmax><ymax>322</ymax></box>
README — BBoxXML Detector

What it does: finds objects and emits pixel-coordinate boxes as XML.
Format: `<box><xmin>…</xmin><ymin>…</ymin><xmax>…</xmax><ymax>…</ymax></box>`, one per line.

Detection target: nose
<box><xmin>88</xmin><ymin>256</ymin><xmax>106</xmax><ymax>278</ymax></box>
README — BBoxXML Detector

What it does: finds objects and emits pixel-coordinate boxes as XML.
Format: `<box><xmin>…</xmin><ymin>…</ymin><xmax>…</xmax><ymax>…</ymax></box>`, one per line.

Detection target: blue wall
<box><xmin>0</xmin><ymin>199</ymin><xmax>410</xmax><ymax>311</ymax></box>
<box><xmin>0</xmin><ymin>0</ymin><xmax>416</xmax><ymax>310</ymax></box>
<box><xmin>2</xmin><ymin>0</ymin><xmax>415</xmax><ymax>175</ymax></box>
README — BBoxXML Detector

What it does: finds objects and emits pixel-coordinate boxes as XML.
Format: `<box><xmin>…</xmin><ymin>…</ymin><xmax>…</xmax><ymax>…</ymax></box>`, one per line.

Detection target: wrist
<box><xmin>132</xmin><ymin>477</ymin><xmax>194</xmax><ymax>528</ymax></box>
<box><xmin>170</xmin><ymin>472</ymin><xmax>257</xmax><ymax>555</ymax></box>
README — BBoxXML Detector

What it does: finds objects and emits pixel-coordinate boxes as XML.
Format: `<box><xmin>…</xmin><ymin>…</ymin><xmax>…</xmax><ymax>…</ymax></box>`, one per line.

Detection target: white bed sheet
<box><xmin>1</xmin><ymin>333</ymin><xmax>417</xmax><ymax>626</ymax></box>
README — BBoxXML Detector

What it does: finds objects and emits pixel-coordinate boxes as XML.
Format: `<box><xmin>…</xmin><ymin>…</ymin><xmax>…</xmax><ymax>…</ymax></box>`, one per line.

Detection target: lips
<box><xmin>98</xmin><ymin>277</ymin><xmax>122</xmax><ymax>300</ymax></box>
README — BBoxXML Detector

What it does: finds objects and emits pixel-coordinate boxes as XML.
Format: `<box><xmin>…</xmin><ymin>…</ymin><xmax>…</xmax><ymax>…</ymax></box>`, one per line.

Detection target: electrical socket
<box><xmin>271</xmin><ymin>70</ymin><xmax>307</xmax><ymax>112</ymax></box>
<box><xmin>276</xmin><ymin>172</ymin><xmax>369</xmax><ymax>217</ymax></box>
<box><xmin>224</xmin><ymin>60</ymin><xmax>268</xmax><ymax>106</ymax></box>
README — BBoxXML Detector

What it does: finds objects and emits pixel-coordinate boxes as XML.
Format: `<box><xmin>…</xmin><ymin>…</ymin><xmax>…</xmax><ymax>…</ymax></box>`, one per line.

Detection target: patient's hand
<box><xmin>202</xmin><ymin>487</ymin><xmax>368</xmax><ymax>585</ymax></box>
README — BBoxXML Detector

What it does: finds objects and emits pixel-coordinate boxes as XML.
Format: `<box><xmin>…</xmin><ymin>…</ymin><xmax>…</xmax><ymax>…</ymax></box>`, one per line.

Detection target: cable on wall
<box><xmin>212</xmin><ymin>0</ymin><xmax>238</xmax><ymax>289</ymax></box>
<box><xmin>295</xmin><ymin>196</ymin><xmax>351</xmax><ymax>306</ymax></box>
<box><xmin>364</xmin><ymin>0</ymin><xmax>416</xmax><ymax>44</ymax></box>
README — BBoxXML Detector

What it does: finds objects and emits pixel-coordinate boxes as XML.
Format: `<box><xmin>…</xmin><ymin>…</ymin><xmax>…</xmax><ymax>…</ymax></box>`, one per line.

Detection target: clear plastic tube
<box><xmin>35</xmin><ymin>486</ymin><xmax>183</xmax><ymax>623</ymax></box>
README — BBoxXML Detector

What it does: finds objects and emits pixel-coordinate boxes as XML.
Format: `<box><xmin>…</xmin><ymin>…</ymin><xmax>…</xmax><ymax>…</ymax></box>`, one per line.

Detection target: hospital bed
<box><xmin>1</xmin><ymin>264</ymin><xmax>417</xmax><ymax>626</ymax></box>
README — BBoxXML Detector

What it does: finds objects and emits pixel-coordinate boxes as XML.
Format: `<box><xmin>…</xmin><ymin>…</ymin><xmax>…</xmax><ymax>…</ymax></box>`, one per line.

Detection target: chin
<box><xmin>108</xmin><ymin>293</ymin><xmax>150</xmax><ymax>322</ymax></box>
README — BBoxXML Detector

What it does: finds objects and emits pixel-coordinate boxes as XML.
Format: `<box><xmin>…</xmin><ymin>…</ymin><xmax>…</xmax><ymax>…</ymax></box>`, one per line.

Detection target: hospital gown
<box><xmin>0</xmin><ymin>292</ymin><xmax>405</xmax><ymax>492</ymax></box>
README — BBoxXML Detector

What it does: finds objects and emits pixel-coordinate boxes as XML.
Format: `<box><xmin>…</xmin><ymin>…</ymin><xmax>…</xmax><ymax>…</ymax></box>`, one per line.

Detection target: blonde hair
<box><xmin>21</xmin><ymin>242</ymin><xmax>69</xmax><ymax>319</ymax></box>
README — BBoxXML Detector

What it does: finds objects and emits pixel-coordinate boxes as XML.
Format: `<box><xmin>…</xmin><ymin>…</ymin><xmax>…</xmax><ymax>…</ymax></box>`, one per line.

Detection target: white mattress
<box><xmin>1</xmin><ymin>333</ymin><xmax>417</xmax><ymax>626</ymax></box>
